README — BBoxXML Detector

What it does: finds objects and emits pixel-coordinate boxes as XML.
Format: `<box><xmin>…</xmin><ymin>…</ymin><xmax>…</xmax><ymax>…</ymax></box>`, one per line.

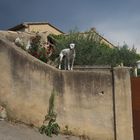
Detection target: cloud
<box><xmin>92</xmin><ymin>17</ymin><xmax>140</xmax><ymax>53</ymax></box>
<box><xmin>0</xmin><ymin>0</ymin><xmax>140</xmax><ymax>54</ymax></box>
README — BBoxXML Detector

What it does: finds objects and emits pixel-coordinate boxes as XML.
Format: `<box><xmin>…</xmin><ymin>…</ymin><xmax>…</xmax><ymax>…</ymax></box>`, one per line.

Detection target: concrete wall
<box><xmin>0</xmin><ymin>38</ymin><xmax>133</xmax><ymax>140</ymax></box>
<box><xmin>113</xmin><ymin>68</ymin><xmax>134</xmax><ymax>140</ymax></box>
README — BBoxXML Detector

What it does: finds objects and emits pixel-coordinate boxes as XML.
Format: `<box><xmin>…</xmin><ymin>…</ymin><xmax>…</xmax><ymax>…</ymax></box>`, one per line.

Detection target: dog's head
<box><xmin>69</xmin><ymin>43</ymin><xmax>75</xmax><ymax>49</ymax></box>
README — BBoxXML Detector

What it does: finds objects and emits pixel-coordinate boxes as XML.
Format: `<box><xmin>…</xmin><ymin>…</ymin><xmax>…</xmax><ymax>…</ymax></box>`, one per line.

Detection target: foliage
<box><xmin>28</xmin><ymin>34</ymin><xmax>42</xmax><ymax>57</ymax></box>
<box><xmin>137</xmin><ymin>69</ymin><xmax>140</xmax><ymax>76</ymax></box>
<box><xmin>28</xmin><ymin>33</ymin><xmax>51</xmax><ymax>63</ymax></box>
<box><xmin>39</xmin><ymin>119</ymin><xmax>60</xmax><ymax>137</ymax></box>
<box><xmin>39</xmin><ymin>90</ymin><xmax>60</xmax><ymax>137</ymax></box>
<box><xmin>118</xmin><ymin>45</ymin><xmax>140</xmax><ymax>67</ymax></box>
<box><xmin>49</xmin><ymin>30</ymin><xmax>140</xmax><ymax>67</ymax></box>
<box><xmin>45</xmin><ymin>90</ymin><xmax>57</xmax><ymax>120</ymax></box>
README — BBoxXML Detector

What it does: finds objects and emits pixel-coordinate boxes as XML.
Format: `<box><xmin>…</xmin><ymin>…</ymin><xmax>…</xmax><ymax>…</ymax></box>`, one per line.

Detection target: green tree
<box><xmin>49</xmin><ymin>31</ymin><xmax>140</xmax><ymax>68</ymax></box>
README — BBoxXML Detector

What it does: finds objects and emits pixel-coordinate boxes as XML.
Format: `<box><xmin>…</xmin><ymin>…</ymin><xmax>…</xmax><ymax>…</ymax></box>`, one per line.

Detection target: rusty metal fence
<box><xmin>131</xmin><ymin>77</ymin><xmax>140</xmax><ymax>140</ymax></box>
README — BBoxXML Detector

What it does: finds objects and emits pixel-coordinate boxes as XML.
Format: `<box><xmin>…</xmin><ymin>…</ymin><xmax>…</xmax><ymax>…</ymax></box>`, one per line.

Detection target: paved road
<box><xmin>0</xmin><ymin>121</ymin><xmax>80</xmax><ymax>140</ymax></box>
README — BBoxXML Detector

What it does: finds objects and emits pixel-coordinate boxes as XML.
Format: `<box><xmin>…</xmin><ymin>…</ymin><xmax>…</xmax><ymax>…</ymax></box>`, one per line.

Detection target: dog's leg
<box><xmin>59</xmin><ymin>53</ymin><xmax>63</xmax><ymax>70</ymax></box>
<box><xmin>67</xmin><ymin>57</ymin><xmax>70</xmax><ymax>70</ymax></box>
<box><xmin>70</xmin><ymin>55</ymin><xmax>75</xmax><ymax>70</ymax></box>
<box><xmin>64</xmin><ymin>57</ymin><xmax>67</xmax><ymax>70</ymax></box>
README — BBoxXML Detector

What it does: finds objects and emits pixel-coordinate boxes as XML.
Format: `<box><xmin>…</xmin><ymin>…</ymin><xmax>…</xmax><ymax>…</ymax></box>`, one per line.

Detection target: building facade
<box><xmin>8</xmin><ymin>22</ymin><xmax>64</xmax><ymax>35</ymax></box>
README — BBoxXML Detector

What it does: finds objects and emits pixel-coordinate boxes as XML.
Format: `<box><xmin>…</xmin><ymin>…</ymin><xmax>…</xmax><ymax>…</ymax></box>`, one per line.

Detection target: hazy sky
<box><xmin>0</xmin><ymin>0</ymin><xmax>140</xmax><ymax>52</ymax></box>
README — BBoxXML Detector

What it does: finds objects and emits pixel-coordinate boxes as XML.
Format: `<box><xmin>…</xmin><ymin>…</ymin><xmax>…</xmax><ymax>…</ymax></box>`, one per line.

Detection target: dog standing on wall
<box><xmin>59</xmin><ymin>43</ymin><xmax>76</xmax><ymax>70</ymax></box>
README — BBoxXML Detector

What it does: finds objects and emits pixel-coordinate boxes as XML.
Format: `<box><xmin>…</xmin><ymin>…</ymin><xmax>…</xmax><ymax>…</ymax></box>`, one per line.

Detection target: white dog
<box><xmin>59</xmin><ymin>43</ymin><xmax>75</xmax><ymax>70</ymax></box>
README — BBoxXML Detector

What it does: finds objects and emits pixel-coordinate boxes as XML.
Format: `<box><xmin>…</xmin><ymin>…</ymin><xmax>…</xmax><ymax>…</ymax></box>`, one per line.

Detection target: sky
<box><xmin>0</xmin><ymin>0</ymin><xmax>140</xmax><ymax>52</ymax></box>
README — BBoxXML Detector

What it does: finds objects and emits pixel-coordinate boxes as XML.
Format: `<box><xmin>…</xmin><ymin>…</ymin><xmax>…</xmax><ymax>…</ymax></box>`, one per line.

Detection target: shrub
<box><xmin>39</xmin><ymin>90</ymin><xmax>60</xmax><ymax>137</ymax></box>
<box><xmin>49</xmin><ymin>30</ymin><xmax>140</xmax><ymax>68</ymax></box>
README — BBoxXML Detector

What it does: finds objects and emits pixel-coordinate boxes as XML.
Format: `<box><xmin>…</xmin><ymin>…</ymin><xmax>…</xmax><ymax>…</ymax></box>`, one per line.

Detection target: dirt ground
<box><xmin>0</xmin><ymin>120</ymin><xmax>80</xmax><ymax>140</ymax></box>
